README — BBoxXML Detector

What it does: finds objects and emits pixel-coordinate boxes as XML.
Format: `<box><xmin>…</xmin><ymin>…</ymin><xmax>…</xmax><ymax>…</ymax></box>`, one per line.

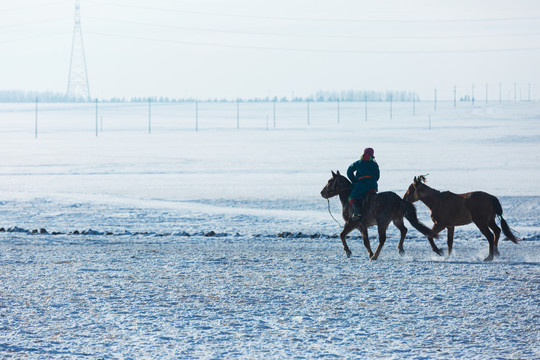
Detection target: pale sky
<box><xmin>1</xmin><ymin>0</ymin><xmax>540</xmax><ymax>100</ymax></box>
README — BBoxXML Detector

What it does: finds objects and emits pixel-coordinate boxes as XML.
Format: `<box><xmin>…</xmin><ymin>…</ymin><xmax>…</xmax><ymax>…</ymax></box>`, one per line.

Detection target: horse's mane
<box><xmin>337</xmin><ymin>173</ymin><xmax>352</xmax><ymax>186</ymax></box>
<box><xmin>416</xmin><ymin>175</ymin><xmax>444</xmax><ymax>196</ymax></box>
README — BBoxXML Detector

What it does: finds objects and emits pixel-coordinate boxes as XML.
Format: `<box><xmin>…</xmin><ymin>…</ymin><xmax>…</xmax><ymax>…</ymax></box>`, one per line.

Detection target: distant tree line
<box><xmin>313</xmin><ymin>89</ymin><xmax>419</xmax><ymax>102</ymax></box>
<box><xmin>0</xmin><ymin>90</ymin><xmax>69</xmax><ymax>102</ymax></box>
<box><xmin>0</xmin><ymin>89</ymin><xmax>421</xmax><ymax>103</ymax></box>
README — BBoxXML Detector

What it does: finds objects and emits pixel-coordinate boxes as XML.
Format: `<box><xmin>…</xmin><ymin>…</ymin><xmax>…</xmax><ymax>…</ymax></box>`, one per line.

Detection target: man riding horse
<box><xmin>347</xmin><ymin>147</ymin><xmax>379</xmax><ymax>220</ymax></box>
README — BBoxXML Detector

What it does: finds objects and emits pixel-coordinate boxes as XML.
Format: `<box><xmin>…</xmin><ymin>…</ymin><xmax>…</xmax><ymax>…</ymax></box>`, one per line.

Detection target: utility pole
<box><xmin>273</xmin><ymin>97</ymin><xmax>276</xmax><ymax>128</ymax></box>
<box><xmin>148</xmin><ymin>98</ymin><xmax>151</xmax><ymax>134</ymax></box>
<box><xmin>307</xmin><ymin>98</ymin><xmax>310</xmax><ymax>125</ymax></box>
<box><xmin>35</xmin><ymin>97</ymin><xmax>38</xmax><ymax>139</ymax></box>
<box><xmin>195</xmin><ymin>99</ymin><xmax>198</xmax><ymax>132</ymax></box>
<box><xmin>337</xmin><ymin>98</ymin><xmax>340</xmax><ymax>124</ymax></box>
<box><xmin>95</xmin><ymin>98</ymin><xmax>98</xmax><ymax>136</ymax></box>
<box><xmin>236</xmin><ymin>98</ymin><xmax>240</xmax><ymax>129</ymax></box>
<box><xmin>364</xmin><ymin>95</ymin><xmax>368</xmax><ymax>122</ymax></box>
<box><xmin>389</xmin><ymin>94</ymin><xmax>393</xmax><ymax>119</ymax></box>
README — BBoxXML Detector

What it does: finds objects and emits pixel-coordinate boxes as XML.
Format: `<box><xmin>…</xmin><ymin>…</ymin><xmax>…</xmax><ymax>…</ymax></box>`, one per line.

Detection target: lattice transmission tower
<box><xmin>66</xmin><ymin>0</ymin><xmax>91</xmax><ymax>100</ymax></box>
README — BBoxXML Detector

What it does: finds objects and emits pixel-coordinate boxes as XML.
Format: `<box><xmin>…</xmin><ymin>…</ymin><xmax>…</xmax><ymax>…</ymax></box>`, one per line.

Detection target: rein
<box><xmin>327</xmin><ymin>198</ymin><xmax>342</xmax><ymax>227</ymax></box>
<box><xmin>325</xmin><ymin>181</ymin><xmax>350</xmax><ymax>228</ymax></box>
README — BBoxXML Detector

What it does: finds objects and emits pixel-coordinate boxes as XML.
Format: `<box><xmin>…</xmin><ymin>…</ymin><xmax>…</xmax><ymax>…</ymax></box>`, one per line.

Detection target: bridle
<box><xmin>325</xmin><ymin>177</ymin><xmax>350</xmax><ymax>227</ymax></box>
<box><xmin>412</xmin><ymin>182</ymin><xmax>418</xmax><ymax>197</ymax></box>
<box><xmin>327</xmin><ymin>177</ymin><xmax>350</xmax><ymax>196</ymax></box>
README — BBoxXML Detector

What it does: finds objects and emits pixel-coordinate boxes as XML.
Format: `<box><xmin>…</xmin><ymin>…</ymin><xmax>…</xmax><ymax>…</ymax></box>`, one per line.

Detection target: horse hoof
<box><xmin>483</xmin><ymin>256</ymin><xmax>494</xmax><ymax>262</ymax></box>
<box><xmin>346</xmin><ymin>250</ymin><xmax>352</xmax><ymax>258</ymax></box>
<box><xmin>370</xmin><ymin>256</ymin><xmax>378</xmax><ymax>261</ymax></box>
<box><xmin>435</xmin><ymin>249</ymin><xmax>444</xmax><ymax>257</ymax></box>
<box><xmin>398</xmin><ymin>248</ymin><xmax>405</xmax><ymax>256</ymax></box>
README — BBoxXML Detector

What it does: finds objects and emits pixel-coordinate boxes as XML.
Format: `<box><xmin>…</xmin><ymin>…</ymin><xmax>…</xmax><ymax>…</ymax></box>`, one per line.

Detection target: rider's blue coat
<box><xmin>347</xmin><ymin>155</ymin><xmax>380</xmax><ymax>201</ymax></box>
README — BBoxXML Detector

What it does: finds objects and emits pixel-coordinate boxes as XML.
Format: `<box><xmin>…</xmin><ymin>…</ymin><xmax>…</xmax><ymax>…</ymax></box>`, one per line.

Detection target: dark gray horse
<box><xmin>321</xmin><ymin>171</ymin><xmax>436</xmax><ymax>260</ymax></box>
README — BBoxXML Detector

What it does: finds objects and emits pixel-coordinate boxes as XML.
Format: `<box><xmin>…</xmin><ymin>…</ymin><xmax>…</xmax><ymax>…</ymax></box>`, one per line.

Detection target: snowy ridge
<box><xmin>1</xmin><ymin>226</ymin><xmax>539</xmax><ymax>243</ymax></box>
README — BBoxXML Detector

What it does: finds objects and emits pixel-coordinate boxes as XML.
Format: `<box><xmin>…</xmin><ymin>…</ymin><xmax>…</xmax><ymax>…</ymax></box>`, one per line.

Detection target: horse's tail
<box><xmin>401</xmin><ymin>200</ymin><xmax>438</xmax><ymax>239</ymax></box>
<box><xmin>491</xmin><ymin>196</ymin><xmax>519</xmax><ymax>244</ymax></box>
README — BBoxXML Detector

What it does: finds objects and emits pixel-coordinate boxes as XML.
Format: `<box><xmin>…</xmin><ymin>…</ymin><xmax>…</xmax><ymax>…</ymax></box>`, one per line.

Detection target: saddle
<box><xmin>352</xmin><ymin>191</ymin><xmax>376</xmax><ymax>222</ymax></box>
<box><xmin>361</xmin><ymin>191</ymin><xmax>376</xmax><ymax>215</ymax></box>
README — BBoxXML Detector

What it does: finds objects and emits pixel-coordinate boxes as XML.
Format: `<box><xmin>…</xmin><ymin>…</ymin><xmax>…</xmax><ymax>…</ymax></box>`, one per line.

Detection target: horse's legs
<box><xmin>340</xmin><ymin>222</ymin><xmax>356</xmax><ymax>258</ymax></box>
<box><xmin>428</xmin><ymin>223</ymin><xmax>445</xmax><ymax>256</ymax></box>
<box><xmin>360</xmin><ymin>228</ymin><xmax>373</xmax><ymax>259</ymax></box>
<box><xmin>489</xmin><ymin>218</ymin><xmax>501</xmax><ymax>257</ymax></box>
<box><xmin>446</xmin><ymin>226</ymin><xmax>455</xmax><ymax>257</ymax></box>
<box><xmin>393</xmin><ymin>218</ymin><xmax>407</xmax><ymax>256</ymax></box>
<box><xmin>370</xmin><ymin>225</ymin><xmax>389</xmax><ymax>261</ymax></box>
<box><xmin>475</xmin><ymin>222</ymin><xmax>495</xmax><ymax>261</ymax></box>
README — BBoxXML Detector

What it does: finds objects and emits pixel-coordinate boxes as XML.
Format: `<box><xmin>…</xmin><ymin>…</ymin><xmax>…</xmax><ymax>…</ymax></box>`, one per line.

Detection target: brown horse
<box><xmin>403</xmin><ymin>176</ymin><xmax>518</xmax><ymax>261</ymax></box>
<box><xmin>321</xmin><ymin>171</ymin><xmax>436</xmax><ymax>260</ymax></box>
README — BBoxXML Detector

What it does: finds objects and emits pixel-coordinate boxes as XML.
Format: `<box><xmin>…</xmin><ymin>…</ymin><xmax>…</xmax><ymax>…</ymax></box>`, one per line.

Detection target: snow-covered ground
<box><xmin>0</xmin><ymin>101</ymin><xmax>539</xmax><ymax>358</ymax></box>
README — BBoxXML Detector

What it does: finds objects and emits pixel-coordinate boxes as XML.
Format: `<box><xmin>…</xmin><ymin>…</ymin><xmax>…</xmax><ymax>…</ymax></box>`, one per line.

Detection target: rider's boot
<box><xmin>351</xmin><ymin>201</ymin><xmax>363</xmax><ymax>220</ymax></box>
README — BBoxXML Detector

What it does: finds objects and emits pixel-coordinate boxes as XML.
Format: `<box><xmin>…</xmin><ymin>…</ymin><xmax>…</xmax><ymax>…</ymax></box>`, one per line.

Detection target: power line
<box><xmin>87</xmin><ymin>31</ymin><xmax>540</xmax><ymax>54</ymax></box>
<box><xmin>0</xmin><ymin>32</ymin><xmax>67</xmax><ymax>44</ymax></box>
<box><xmin>85</xmin><ymin>16</ymin><xmax>540</xmax><ymax>41</ymax></box>
<box><xmin>0</xmin><ymin>17</ymin><xmax>71</xmax><ymax>30</ymax></box>
<box><xmin>92</xmin><ymin>0</ymin><xmax>540</xmax><ymax>24</ymax></box>
<box><xmin>0</xmin><ymin>1</ymin><xmax>66</xmax><ymax>13</ymax></box>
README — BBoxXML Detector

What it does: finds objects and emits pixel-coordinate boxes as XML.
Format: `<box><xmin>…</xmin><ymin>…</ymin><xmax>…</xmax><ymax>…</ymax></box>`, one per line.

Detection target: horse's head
<box><xmin>403</xmin><ymin>175</ymin><xmax>427</xmax><ymax>202</ymax></box>
<box><xmin>321</xmin><ymin>170</ymin><xmax>351</xmax><ymax>199</ymax></box>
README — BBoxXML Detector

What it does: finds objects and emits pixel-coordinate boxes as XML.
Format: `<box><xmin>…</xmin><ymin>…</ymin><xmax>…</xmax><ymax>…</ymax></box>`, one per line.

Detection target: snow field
<box><xmin>1</xmin><ymin>233</ymin><xmax>538</xmax><ymax>358</ymax></box>
<box><xmin>0</xmin><ymin>101</ymin><xmax>539</xmax><ymax>358</ymax></box>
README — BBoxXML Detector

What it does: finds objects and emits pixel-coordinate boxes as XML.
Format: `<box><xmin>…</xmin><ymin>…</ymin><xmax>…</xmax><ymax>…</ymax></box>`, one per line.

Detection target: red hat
<box><xmin>364</xmin><ymin>147</ymin><xmax>375</xmax><ymax>158</ymax></box>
